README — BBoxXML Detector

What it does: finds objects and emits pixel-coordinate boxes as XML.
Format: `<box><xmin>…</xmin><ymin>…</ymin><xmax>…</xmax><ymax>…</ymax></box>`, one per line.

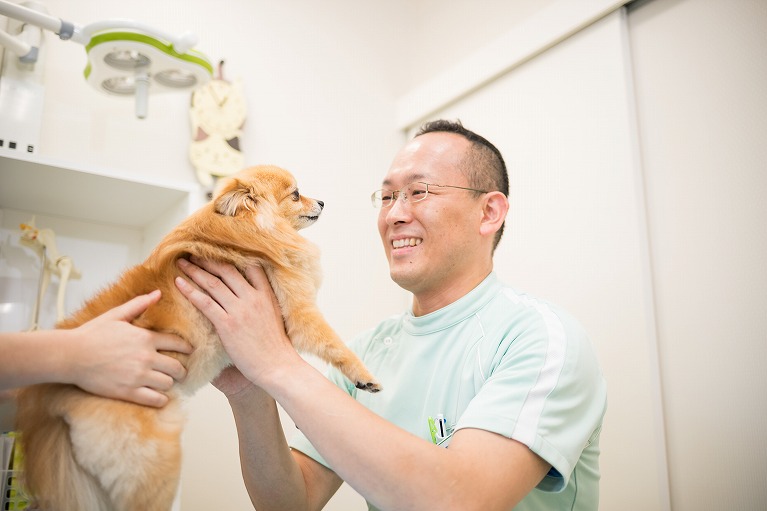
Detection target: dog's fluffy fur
<box><xmin>15</xmin><ymin>165</ymin><xmax>381</xmax><ymax>511</ymax></box>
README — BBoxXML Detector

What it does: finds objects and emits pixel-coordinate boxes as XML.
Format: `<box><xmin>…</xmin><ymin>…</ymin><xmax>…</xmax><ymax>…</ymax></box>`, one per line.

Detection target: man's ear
<box><xmin>214</xmin><ymin>185</ymin><xmax>256</xmax><ymax>216</ymax></box>
<box><xmin>479</xmin><ymin>191</ymin><xmax>509</xmax><ymax>238</ymax></box>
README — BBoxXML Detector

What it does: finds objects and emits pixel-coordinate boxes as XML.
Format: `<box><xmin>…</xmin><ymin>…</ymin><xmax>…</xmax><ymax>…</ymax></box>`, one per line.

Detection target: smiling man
<box><xmin>375</xmin><ymin>123</ymin><xmax>508</xmax><ymax>315</ymax></box>
<box><xmin>176</xmin><ymin>119</ymin><xmax>607</xmax><ymax>510</ymax></box>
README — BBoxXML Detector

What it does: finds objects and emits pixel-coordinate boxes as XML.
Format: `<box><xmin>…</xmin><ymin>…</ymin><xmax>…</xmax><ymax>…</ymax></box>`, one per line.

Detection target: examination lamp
<box><xmin>0</xmin><ymin>0</ymin><xmax>212</xmax><ymax>118</ymax></box>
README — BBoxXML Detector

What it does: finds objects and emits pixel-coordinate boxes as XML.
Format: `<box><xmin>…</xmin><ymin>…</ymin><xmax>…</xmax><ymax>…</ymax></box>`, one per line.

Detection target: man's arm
<box><xmin>176</xmin><ymin>259</ymin><xmax>551</xmax><ymax>510</ymax></box>
<box><xmin>255</xmin><ymin>355</ymin><xmax>549</xmax><ymax>511</ymax></box>
<box><xmin>216</xmin><ymin>372</ymin><xmax>342</xmax><ymax>510</ymax></box>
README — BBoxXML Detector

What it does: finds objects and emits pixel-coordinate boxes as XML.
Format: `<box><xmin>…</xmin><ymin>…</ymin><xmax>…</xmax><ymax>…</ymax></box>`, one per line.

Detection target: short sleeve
<box><xmin>455</xmin><ymin>300</ymin><xmax>606</xmax><ymax>492</ymax></box>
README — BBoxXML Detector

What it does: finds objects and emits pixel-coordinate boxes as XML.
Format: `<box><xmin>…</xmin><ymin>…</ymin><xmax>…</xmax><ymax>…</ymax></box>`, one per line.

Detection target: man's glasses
<box><xmin>371</xmin><ymin>182</ymin><xmax>489</xmax><ymax>209</ymax></box>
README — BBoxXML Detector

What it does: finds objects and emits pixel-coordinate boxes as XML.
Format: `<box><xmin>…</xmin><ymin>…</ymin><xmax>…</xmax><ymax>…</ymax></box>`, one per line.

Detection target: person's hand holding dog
<box><xmin>175</xmin><ymin>257</ymin><xmax>301</xmax><ymax>398</ymax></box>
<box><xmin>0</xmin><ymin>290</ymin><xmax>192</xmax><ymax>408</ymax></box>
<box><xmin>67</xmin><ymin>290</ymin><xmax>192</xmax><ymax>407</ymax></box>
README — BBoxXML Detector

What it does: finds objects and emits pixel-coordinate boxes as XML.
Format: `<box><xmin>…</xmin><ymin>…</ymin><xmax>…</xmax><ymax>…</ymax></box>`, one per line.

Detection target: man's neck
<box><xmin>410</xmin><ymin>268</ymin><xmax>492</xmax><ymax>317</ymax></box>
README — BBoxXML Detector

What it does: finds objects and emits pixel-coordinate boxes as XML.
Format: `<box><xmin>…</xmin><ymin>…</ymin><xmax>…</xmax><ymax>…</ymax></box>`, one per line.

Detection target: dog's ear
<box><xmin>214</xmin><ymin>184</ymin><xmax>256</xmax><ymax>217</ymax></box>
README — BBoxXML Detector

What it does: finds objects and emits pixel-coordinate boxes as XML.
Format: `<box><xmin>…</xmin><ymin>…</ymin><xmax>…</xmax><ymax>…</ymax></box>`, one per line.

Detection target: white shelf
<box><xmin>0</xmin><ymin>153</ymin><xmax>203</xmax><ymax>229</ymax></box>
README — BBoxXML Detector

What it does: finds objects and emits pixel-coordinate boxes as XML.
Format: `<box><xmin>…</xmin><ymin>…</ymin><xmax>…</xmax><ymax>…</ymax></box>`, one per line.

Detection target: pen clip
<box><xmin>435</xmin><ymin>414</ymin><xmax>447</xmax><ymax>440</ymax></box>
<box><xmin>428</xmin><ymin>414</ymin><xmax>450</xmax><ymax>446</ymax></box>
<box><xmin>428</xmin><ymin>416</ymin><xmax>438</xmax><ymax>444</ymax></box>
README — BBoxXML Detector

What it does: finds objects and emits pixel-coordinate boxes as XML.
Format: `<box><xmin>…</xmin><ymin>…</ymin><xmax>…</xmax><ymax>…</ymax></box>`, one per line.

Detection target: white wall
<box><xmin>394</xmin><ymin>0</ymin><xmax>560</xmax><ymax>96</ymax></box>
<box><xmin>628</xmin><ymin>0</ymin><xmax>767</xmax><ymax>509</ymax></box>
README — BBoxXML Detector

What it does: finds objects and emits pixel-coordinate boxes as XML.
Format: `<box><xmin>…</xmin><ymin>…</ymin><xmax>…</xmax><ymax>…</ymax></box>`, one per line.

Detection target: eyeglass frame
<box><xmin>370</xmin><ymin>181</ymin><xmax>490</xmax><ymax>209</ymax></box>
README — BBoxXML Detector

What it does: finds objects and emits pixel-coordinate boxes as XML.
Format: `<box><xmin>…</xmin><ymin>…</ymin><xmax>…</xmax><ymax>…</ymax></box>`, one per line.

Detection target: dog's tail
<box><xmin>16</xmin><ymin>384</ymin><xmax>111</xmax><ymax>511</ymax></box>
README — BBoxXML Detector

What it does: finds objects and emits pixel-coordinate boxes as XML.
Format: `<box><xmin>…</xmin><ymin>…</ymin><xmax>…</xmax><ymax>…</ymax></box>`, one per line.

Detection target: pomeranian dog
<box><xmin>15</xmin><ymin>165</ymin><xmax>381</xmax><ymax>511</ymax></box>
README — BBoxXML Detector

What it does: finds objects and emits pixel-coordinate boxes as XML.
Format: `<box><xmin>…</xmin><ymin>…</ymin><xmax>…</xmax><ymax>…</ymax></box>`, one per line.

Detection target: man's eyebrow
<box><xmin>382</xmin><ymin>173</ymin><xmax>427</xmax><ymax>187</ymax></box>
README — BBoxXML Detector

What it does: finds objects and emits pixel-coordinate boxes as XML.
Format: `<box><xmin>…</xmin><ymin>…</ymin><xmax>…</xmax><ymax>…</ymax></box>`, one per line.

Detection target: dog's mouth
<box><xmin>302</xmin><ymin>215</ymin><xmax>320</xmax><ymax>221</ymax></box>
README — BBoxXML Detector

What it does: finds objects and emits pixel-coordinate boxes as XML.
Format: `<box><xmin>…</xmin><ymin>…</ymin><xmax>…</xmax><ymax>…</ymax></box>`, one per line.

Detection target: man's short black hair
<box><xmin>415</xmin><ymin>119</ymin><xmax>509</xmax><ymax>251</ymax></box>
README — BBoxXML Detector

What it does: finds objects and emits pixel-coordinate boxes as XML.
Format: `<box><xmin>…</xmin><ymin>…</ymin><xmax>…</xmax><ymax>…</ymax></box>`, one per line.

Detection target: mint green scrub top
<box><xmin>290</xmin><ymin>272</ymin><xmax>607</xmax><ymax>510</ymax></box>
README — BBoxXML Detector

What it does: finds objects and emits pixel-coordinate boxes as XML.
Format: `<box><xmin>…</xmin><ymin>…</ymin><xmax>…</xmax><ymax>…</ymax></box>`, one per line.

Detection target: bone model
<box><xmin>19</xmin><ymin>218</ymin><xmax>81</xmax><ymax>330</ymax></box>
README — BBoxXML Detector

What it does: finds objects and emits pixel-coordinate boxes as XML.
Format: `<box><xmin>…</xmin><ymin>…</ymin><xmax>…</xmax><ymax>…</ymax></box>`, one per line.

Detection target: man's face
<box><xmin>377</xmin><ymin>132</ymin><xmax>486</xmax><ymax>296</ymax></box>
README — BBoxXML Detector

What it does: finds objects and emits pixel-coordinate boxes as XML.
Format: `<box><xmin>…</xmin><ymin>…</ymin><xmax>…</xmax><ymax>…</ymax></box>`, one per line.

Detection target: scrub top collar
<box><xmin>403</xmin><ymin>272</ymin><xmax>501</xmax><ymax>336</ymax></box>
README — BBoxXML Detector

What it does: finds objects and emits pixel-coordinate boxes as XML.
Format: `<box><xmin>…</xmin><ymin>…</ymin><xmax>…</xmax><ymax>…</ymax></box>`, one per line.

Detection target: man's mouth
<box><xmin>392</xmin><ymin>238</ymin><xmax>422</xmax><ymax>249</ymax></box>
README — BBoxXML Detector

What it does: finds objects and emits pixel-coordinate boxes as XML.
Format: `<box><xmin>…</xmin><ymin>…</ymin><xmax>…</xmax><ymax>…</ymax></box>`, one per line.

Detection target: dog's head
<box><xmin>212</xmin><ymin>165</ymin><xmax>324</xmax><ymax>231</ymax></box>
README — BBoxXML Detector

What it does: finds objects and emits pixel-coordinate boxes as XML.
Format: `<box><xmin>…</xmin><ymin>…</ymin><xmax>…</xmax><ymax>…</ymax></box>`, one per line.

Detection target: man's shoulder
<box><xmin>482</xmin><ymin>282</ymin><xmax>590</xmax><ymax>347</ymax></box>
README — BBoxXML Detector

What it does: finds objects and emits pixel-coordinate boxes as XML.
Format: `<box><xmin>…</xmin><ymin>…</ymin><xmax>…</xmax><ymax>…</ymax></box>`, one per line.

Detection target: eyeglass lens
<box><xmin>378</xmin><ymin>183</ymin><xmax>429</xmax><ymax>207</ymax></box>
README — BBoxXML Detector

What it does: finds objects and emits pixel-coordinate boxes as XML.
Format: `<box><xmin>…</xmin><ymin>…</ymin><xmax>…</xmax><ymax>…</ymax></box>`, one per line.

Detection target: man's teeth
<box><xmin>392</xmin><ymin>238</ymin><xmax>422</xmax><ymax>249</ymax></box>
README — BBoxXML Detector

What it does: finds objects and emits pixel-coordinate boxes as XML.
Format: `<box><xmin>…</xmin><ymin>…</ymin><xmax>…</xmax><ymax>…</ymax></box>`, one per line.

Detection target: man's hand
<box><xmin>174</xmin><ymin>258</ymin><xmax>302</xmax><ymax>393</ymax></box>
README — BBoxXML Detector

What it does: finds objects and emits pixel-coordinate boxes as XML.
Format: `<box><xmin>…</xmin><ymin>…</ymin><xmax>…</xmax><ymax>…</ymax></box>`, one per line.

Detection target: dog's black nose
<box><xmin>317</xmin><ymin>200</ymin><xmax>324</xmax><ymax>209</ymax></box>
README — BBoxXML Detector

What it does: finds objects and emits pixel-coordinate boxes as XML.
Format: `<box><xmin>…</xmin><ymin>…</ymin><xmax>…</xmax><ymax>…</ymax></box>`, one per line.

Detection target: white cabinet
<box><xmin>0</xmin><ymin>152</ymin><xmax>204</xmax><ymax>333</ymax></box>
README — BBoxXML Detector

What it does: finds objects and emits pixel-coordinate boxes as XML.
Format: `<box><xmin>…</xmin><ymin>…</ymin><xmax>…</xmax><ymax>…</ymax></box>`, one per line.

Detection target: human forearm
<box><xmin>260</xmin><ymin>361</ymin><xmax>453</xmax><ymax>510</ymax></box>
<box><xmin>260</xmin><ymin>359</ymin><xmax>549</xmax><ymax>511</ymax></box>
<box><xmin>0</xmin><ymin>330</ymin><xmax>74</xmax><ymax>390</ymax></box>
<box><xmin>226</xmin><ymin>384</ymin><xmax>314</xmax><ymax>511</ymax></box>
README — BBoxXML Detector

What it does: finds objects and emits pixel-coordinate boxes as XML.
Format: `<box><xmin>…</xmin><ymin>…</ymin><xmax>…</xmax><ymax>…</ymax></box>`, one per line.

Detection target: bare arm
<box><xmin>176</xmin><ymin>259</ymin><xmax>550</xmax><ymax>510</ymax></box>
<box><xmin>216</xmin><ymin>373</ymin><xmax>342</xmax><ymax>510</ymax></box>
<box><xmin>0</xmin><ymin>290</ymin><xmax>192</xmax><ymax>407</ymax></box>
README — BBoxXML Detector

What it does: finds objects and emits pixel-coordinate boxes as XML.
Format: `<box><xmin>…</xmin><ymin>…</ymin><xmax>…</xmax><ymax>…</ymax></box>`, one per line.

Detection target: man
<box><xmin>175</xmin><ymin>119</ymin><xmax>607</xmax><ymax>510</ymax></box>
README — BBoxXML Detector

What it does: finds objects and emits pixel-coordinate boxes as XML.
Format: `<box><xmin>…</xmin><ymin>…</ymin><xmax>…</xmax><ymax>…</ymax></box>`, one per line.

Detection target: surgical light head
<box><xmin>83</xmin><ymin>28</ymin><xmax>212</xmax><ymax>118</ymax></box>
<box><xmin>0</xmin><ymin>1</ymin><xmax>212</xmax><ymax>118</ymax></box>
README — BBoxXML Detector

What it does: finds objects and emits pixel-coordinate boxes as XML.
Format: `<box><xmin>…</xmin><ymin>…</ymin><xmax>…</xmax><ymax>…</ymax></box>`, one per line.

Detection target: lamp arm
<box><xmin>0</xmin><ymin>27</ymin><xmax>31</xmax><ymax>56</ymax></box>
<box><xmin>0</xmin><ymin>2</ymin><xmax>196</xmax><ymax>51</ymax></box>
<box><xmin>0</xmin><ymin>0</ymin><xmax>83</xmax><ymax>42</ymax></box>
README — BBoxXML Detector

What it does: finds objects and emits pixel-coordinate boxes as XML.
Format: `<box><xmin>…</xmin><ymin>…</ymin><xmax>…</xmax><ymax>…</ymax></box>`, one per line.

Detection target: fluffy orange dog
<box><xmin>15</xmin><ymin>165</ymin><xmax>381</xmax><ymax>511</ymax></box>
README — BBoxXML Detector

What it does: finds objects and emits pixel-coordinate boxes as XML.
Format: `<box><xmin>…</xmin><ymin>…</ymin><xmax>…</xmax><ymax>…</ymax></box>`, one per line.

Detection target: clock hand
<box><xmin>210</xmin><ymin>86</ymin><xmax>229</xmax><ymax>107</ymax></box>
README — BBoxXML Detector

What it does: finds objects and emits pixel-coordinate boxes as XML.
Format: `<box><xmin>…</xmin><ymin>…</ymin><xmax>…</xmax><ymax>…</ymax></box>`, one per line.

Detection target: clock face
<box><xmin>191</xmin><ymin>79</ymin><xmax>246</xmax><ymax>136</ymax></box>
<box><xmin>189</xmin><ymin>135</ymin><xmax>244</xmax><ymax>178</ymax></box>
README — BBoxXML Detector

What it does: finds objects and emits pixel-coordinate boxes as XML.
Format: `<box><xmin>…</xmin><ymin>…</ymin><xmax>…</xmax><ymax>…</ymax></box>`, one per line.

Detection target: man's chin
<box><xmin>389</xmin><ymin>267</ymin><xmax>421</xmax><ymax>292</ymax></box>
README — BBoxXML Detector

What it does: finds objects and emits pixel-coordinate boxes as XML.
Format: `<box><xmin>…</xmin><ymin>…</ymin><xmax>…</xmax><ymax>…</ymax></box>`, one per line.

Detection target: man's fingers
<box><xmin>177</xmin><ymin>259</ymin><xmax>228</xmax><ymax>299</ymax></box>
<box><xmin>243</xmin><ymin>264</ymin><xmax>269</xmax><ymax>289</ymax></box>
<box><xmin>177</xmin><ymin>259</ymin><xmax>253</xmax><ymax>314</ymax></box>
<box><xmin>187</xmin><ymin>257</ymin><xmax>255</xmax><ymax>299</ymax></box>
<box><xmin>182</xmin><ymin>256</ymin><xmax>231</xmax><ymax>287</ymax></box>
<box><xmin>175</xmin><ymin>275</ymin><xmax>224</xmax><ymax>316</ymax></box>
<box><xmin>243</xmin><ymin>265</ymin><xmax>282</xmax><ymax>314</ymax></box>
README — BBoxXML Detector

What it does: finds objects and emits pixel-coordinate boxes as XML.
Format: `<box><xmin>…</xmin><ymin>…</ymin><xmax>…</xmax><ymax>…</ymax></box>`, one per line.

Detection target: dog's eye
<box><xmin>291</xmin><ymin>190</ymin><xmax>300</xmax><ymax>202</ymax></box>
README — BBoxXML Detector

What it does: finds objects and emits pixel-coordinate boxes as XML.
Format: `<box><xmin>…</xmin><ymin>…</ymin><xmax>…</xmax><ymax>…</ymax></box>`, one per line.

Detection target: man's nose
<box><xmin>385</xmin><ymin>194</ymin><xmax>410</xmax><ymax>223</ymax></box>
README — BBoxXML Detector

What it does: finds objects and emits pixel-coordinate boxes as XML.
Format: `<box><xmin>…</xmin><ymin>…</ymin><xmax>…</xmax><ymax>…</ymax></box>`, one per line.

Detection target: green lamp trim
<box><xmin>83</xmin><ymin>31</ymin><xmax>213</xmax><ymax>80</ymax></box>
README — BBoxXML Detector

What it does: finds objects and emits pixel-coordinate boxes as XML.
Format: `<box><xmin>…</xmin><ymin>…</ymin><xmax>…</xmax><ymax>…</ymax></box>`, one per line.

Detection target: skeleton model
<box><xmin>19</xmin><ymin>218</ymin><xmax>81</xmax><ymax>330</ymax></box>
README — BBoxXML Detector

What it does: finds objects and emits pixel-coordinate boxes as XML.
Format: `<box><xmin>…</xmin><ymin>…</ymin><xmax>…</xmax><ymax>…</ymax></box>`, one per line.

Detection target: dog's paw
<box><xmin>355</xmin><ymin>380</ymin><xmax>383</xmax><ymax>393</ymax></box>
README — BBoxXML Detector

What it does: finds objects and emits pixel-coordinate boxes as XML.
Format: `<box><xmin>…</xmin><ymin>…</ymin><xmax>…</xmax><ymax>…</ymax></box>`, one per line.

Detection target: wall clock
<box><xmin>189</xmin><ymin>60</ymin><xmax>246</xmax><ymax>187</ymax></box>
